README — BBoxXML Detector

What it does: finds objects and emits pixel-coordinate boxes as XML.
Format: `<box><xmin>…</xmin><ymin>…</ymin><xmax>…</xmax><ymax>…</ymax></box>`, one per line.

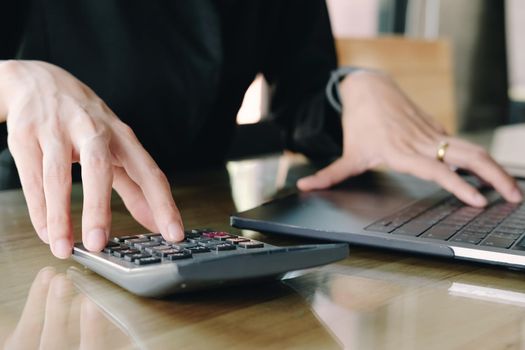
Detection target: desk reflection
<box><xmin>6</xmin><ymin>260</ymin><xmax>525</xmax><ymax>350</ymax></box>
<box><xmin>4</xmin><ymin>267</ymin><xmax>133</xmax><ymax>350</ymax></box>
<box><xmin>4</xmin><ymin>266</ymin><xmax>333</xmax><ymax>350</ymax></box>
<box><xmin>284</xmin><ymin>263</ymin><xmax>525</xmax><ymax>350</ymax></box>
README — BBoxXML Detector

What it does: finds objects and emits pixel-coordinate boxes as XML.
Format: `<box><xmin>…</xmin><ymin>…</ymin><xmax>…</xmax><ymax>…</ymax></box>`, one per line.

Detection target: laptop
<box><xmin>230</xmin><ymin>171</ymin><xmax>525</xmax><ymax>269</ymax></box>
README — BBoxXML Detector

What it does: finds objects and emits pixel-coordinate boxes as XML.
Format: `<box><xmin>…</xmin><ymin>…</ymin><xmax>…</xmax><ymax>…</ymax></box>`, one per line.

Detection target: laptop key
<box><xmin>392</xmin><ymin>220</ymin><xmax>434</xmax><ymax>236</ymax></box>
<box><xmin>481</xmin><ymin>236</ymin><xmax>516</xmax><ymax>249</ymax></box>
<box><xmin>366</xmin><ymin>223</ymin><xmax>397</xmax><ymax>233</ymax></box>
<box><xmin>490</xmin><ymin>231</ymin><xmax>522</xmax><ymax>240</ymax></box>
<box><xmin>495</xmin><ymin>227</ymin><xmax>525</xmax><ymax>235</ymax></box>
<box><xmin>450</xmin><ymin>233</ymin><xmax>482</xmax><ymax>245</ymax></box>
<box><xmin>420</xmin><ymin>225</ymin><xmax>459</xmax><ymax>240</ymax></box>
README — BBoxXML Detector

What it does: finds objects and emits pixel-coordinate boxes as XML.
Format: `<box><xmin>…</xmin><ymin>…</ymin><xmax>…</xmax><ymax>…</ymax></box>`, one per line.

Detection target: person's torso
<box><xmin>16</xmin><ymin>0</ymin><xmax>282</xmax><ymax>170</ymax></box>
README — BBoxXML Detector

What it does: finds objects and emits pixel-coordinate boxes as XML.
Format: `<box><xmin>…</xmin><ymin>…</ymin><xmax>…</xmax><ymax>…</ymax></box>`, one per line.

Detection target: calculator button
<box><xmin>134</xmin><ymin>256</ymin><xmax>161</xmax><ymax>265</ymax></box>
<box><xmin>150</xmin><ymin>235</ymin><xmax>166</xmax><ymax>243</ymax></box>
<box><xmin>192</xmin><ymin>228</ymin><xmax>212</xmax><ymax>234</ymax></box>
<box><xmin>238</xmin><ymin>241</ymin><xmax>264</xmax><ymax>249</ymax></box>
<box><xmin>125</xmin><ymin>238</ymin><xmax>150</xmax><ymax>246</ymax></box>
<box><xmin>213</xmin><ymin>234</ymin><xmax>233</xmax><ymax>241</ymax></box>
<box><xmin>113</xmin><ymin>249</ymin><xmax>140</xmax><ymax>258</ymax></box>
<box><xmin>199</xmin><ymin>240</ymin><xmax>220</xmax><ymax>247</ymax></box>
<box><xmin>226</xmin><ymin>237</ymin><xmax>250</xmax><ymax>244</ymax></box>
<box><xmin>187</xmin><ymin>246</ymin><xmax>211</xmax><ymax>254</ymax></box>
<box><xmin>155</xmin><ymin>248</ymin><xmax>182</xmax><ymax>257</ymax></box>
<box><xmin>104</xmin><ymin>245</ymin><xmax>125</xmax><ymax>254</ymax></box>
<box><xmin>214</xmin><ymin>243</ymin><xmax>236</xmax><ymax>251</ymax></box>
<box><xmin>185</xmin><ymin>230</ymin><xmax>202</xmax><ymax>238</ymax></box>
<box><xmin>145</xmin><ymin>245</ymin><xmax>173</xmax><ymax>255</ymax></box>
<box><xmin>102</xmin><ymin>241</ymin><xmax>120</xmax><ymax>253</ymax></box>
<box><xmin>202</xmin><ymin>231</ymin><xmax>229</xmax><ymax>238</ymax></box>
<box><xmin>124</xmin><ymin>253</ymin><xmax>151</xmax><ymax>262</ymax></box>
<box><xmin>113</xmin><ymin>235</ymin><xmax>138</xmax><ymax>243</ymax></box>
<box><xmin>172</xmin><ymin>242</ymin><xmax>198</xmax><ymax>250</ymax></box>
<box><xmin>166</xmin><ymin>251</ymin><xmax>193</xmax><ymax>260</ymax></box>
<box><xmin>139</xmin><ymin>233</ymin><xmax>162</xmax><ymax>239</ymax></box>
<box><xmin>188</xmin><ymin>237</ymin><xmax>212</xmax><ymax>243</ymax></box>
<box><xmin>135</xmin><ymin>241</ymin><xmax>161</xmax><ymax>250</ymax></box>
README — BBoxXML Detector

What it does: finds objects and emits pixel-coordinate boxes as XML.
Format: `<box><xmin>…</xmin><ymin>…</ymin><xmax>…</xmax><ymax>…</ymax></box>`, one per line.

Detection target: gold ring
<box><xmin>436</xmin><ymin>141</ymin><xmax>449</xmax><ymax>162</ymax></box>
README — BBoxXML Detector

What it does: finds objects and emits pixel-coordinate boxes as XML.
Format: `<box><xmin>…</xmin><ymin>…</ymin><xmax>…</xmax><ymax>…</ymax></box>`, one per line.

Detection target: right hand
<box><xmin>0</xmin><ymin>60</ymin><xmax>184</xmax><ymax>259</ymax></box>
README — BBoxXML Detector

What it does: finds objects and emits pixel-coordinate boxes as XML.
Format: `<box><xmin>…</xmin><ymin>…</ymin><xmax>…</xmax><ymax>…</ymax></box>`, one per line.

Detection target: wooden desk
<box><xmin>1</xmin><ymin>153</ymin><xmax>525</xmax><ymax>350</ymax></box>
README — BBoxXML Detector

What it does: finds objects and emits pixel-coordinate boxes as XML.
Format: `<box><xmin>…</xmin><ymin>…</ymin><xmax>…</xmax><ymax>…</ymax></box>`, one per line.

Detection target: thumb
<box><xmin>297</xmin><ymin>158</ymin><xmax>364</xmax><ymax>191</ymax></box>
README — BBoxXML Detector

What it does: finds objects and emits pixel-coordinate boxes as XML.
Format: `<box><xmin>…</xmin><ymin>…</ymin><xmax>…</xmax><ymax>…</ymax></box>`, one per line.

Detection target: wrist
<box><xmin>339</xmin><ymin>70</ymin><xmax>387</xmax><ymax>113</ymax></box>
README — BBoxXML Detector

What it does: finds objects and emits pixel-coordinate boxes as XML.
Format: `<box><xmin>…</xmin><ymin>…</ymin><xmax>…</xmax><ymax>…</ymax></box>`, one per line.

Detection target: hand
<box><xmin>0</xmin><ymin>60</ymin><xmax>184</xmax><ymax>259</ymax></box>
<box><xmin>298</xmin><ymin>71</ymin><xmax>522</xmax><ymax>207</ymax></box>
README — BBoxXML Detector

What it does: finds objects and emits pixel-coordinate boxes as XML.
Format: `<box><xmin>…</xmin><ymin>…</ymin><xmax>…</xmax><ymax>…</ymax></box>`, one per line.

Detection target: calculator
<box><xmin>72</xmin><ymin>229</ymin><xmax>348</xmax><ymax>297</ymax></box>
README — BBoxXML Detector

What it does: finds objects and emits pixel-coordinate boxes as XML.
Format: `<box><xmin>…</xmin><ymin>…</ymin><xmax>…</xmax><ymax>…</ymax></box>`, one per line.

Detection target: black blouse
<box><xmin>0</xmin><ymin>0</ymin><xmax>342</xmax><ymax>175</ymax></box>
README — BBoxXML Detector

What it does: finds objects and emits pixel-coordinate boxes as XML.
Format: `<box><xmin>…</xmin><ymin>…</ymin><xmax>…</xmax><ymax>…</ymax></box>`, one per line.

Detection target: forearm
<box><xmin>0</xmin><ymin>60</ymin><xmax>8</xmax><ymax>122</ymax></box>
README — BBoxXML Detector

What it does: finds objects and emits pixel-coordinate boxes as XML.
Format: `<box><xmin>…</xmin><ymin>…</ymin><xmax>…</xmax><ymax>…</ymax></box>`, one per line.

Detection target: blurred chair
<box><xmin>336</xmin><ymin>36</ymin><xmax>457</xmax><ymax>134</ymax></box>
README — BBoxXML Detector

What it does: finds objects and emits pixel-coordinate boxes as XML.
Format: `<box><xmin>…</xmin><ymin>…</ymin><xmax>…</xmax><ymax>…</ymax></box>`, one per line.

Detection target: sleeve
<box><xmin>0</xmin><ymin>0</ymin><xmax>31</xmax><ymax>59</ymax></box>
<box><xmin>261</xmin><ymin>0</ymin><xmax>342</xmax><ymax>161</ymax></box>
<box><xmin>1</xmin><ymin>0</ymin><xmax>31</xmax><ymax>150</ymax></box>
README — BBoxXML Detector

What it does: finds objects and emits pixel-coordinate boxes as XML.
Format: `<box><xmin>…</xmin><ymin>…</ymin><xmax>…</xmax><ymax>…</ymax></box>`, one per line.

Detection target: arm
<box><xmin>261</xmin><ymin>0</ymin><xmax>342</xmax><ymax>160</ymax></box>
<box><xmin>261</xmin><ymin>2</ymin><xmax>521</xmax><ymax>206</ymax></box>
<box><xmin>0</xmin><ymin>61</ymin><xmax>7</xmax><ymax>122</ymax></box>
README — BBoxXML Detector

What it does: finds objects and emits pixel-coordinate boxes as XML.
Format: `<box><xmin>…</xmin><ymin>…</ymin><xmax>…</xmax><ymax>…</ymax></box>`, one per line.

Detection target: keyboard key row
<box><xmin>101</xmin><ymin>229</ymin><xmax>266</xmax><ymax>265</ymax></box>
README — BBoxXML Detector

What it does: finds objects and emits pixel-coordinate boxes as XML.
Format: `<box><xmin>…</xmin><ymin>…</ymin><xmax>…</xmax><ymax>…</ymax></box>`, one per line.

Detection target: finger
<box><xmin>80</xmin><ymin>138</ymin><xmax>113</xmax><ymax>252</ymax></box>
<box><xmin>112</xmin><ymin>124</ymin><xmax>183</xmax><ymax>241</ymax></box>
<box><xmin>440</xmin><ymin>139</ymin><xmax>522</xmax><ymax>203</ymax></box>
<box><xmin>297</xmin><ymin>157</ymin><xmax>366</xmax><ymax>191</ymax></box>
<box><xmin>40</xmin><ymin>274</ymin><xmax>75</xmax><ymax>350</ymax></box>
<box><xmin>391</xmin><ymin>153</ymin><xmax>487</xmax><ymax>207</ymax></box>
<box><xmin>43</xmin><ymin>140</ymin><xmax>73</xmax><ymax>259</ymax></box>
<box><xmin>8</xmin><ymin>136</ymin><xmax>48</xmax><ymax>243</ymax></box>
<box><xmin>6</xmin><ymin>267</ymin><xmax>56</xmax><ymax>350</ymax></box>
<box><xmin>112</xmin><ymin>166</ymin><xmax>158</xmax><ymax>232</ymax></box>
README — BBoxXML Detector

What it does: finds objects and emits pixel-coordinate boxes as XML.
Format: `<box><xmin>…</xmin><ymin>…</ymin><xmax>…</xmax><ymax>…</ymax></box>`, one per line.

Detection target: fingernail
<box><xmin>297</xmin><ymin>177</ymin><xmax>313</xmax><ymax>189</ymax></box>
<box><xmin>473</xmin><ymin>193</ymin><xmax>487</xmax><ymax>207</ymax></box>
<box><xmin>40</xmin><ymin>228</ymin><xmax>49</xmax><ymax>244</ymax></box>
<box><xmin>168</xmin><ymin>223</ymin><xmax>183</xmax><ymax>242</ymax></box>
<box><xmin>510</xmin><ymin>188</ymin><xmax>523</xmax><ymax>203</ymax></box>
<box><xmin>52</xmin><ymin>239</ymin><xmax>72</xmax><ymax>259</ymax></box>
<box><xmin>87</xmin><ymin>228</ymin><xmax>107</xmax><ymax>251</ymax></box>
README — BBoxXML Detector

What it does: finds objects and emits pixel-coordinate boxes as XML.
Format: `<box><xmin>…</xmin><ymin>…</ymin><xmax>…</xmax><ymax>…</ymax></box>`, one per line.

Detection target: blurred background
<box><xmin>237</xmin><ymin>0</ymin><xmax>525</xmax><ymax>134</ymax></box>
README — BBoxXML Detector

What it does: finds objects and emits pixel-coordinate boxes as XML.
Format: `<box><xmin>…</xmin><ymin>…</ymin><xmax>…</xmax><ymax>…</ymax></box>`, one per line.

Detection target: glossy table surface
<box><xmin>1</xmin><ymin>152</ymin><xmax>525</xmax><ymax>350</ymax></box>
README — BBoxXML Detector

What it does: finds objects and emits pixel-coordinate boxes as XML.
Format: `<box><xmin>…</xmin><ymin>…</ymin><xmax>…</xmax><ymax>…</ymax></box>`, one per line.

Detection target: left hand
<box><xmin>297</xmin><ymin>71</ymin><xmax>522</xmax><ymax>207</ymax></box>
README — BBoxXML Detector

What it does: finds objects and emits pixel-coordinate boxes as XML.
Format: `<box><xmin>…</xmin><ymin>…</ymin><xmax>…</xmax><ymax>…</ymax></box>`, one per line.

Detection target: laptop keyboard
<box><xmin>366</xmin><ymin>190</ymin><xmax>525</xmax><ymax>250</ymax></box>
